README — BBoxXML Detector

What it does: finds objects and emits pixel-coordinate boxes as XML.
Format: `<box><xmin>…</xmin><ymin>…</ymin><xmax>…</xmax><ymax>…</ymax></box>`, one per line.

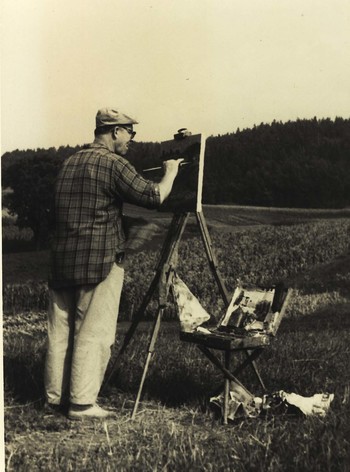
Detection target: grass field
<box><xmin>2</xmin><ymin>206</ymin><xmax>350</xmax><ymax>471</ymax></box>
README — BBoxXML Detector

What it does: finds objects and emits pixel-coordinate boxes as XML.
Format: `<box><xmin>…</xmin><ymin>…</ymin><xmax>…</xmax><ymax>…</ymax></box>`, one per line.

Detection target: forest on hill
<box><xmin>2</xmin><ymin>117</ymin><xmax>350</xmax><ymax>211</ymax></box>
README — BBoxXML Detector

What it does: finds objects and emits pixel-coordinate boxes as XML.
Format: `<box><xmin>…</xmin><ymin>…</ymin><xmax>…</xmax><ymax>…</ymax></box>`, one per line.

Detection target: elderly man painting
<box><xmin>45</xmin><ymin>108</ymin><xmax>182</xmax><ymax>420</ymax></box>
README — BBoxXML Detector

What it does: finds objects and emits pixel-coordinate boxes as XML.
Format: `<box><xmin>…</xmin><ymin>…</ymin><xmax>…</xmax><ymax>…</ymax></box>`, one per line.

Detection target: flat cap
<box><xmin>95</xmin><ymin>107</ymin><xmax>138</xmax><ymax>128</ymax></box>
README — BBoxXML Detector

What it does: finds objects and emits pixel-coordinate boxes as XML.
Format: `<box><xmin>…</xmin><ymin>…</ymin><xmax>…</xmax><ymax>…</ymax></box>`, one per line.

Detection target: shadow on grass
<box><xmin>282</xmin><ymin>302</ymin><xmax>350</xmax><ymax>333</ymax></box>
<box><xmin>102</xmin><ymin>361</ymin><xmax>216</xmax><ymax>408</ymax></box>
<box><xmin>4</xmin><ymin>352</ymin><xmax>45</xmax><ymax>402</ymax></box>
<box><xmin>143</xmin><ymin>369</ymin><xmax>217</xmax><ymax>407</ymax></box>
<box><xmin>286</xmin><ymin>254</ymin><xmax>350</xmax><ymax>298</ymax></box>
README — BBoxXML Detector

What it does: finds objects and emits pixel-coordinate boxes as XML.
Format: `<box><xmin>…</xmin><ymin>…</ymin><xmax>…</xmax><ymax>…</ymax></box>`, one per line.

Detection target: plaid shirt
<box><xmin>49</xmin><ymin>143</ymin><xmax>160</xmax><ymax>288</ymax></box>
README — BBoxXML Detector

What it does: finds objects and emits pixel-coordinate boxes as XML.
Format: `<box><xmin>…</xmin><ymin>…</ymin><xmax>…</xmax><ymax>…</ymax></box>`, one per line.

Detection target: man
<box><xmin>45</xmin><ymin>107</ymin><xmax>182</xmax><ymax>420</ymax></box>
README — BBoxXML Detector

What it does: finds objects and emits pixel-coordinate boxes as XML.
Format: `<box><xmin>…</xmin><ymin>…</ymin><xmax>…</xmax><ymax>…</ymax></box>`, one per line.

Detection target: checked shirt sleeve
<box><xmin>112</xmin><ymin>156</ymin><xmax>161</xmax><ymax>209</ymax></box>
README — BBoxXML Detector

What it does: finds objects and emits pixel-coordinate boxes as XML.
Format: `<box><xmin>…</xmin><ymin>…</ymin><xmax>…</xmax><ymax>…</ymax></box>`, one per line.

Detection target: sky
<box><xmin>1</xmin><ymin>0</ymin><xmax>350</xmax><ymax>153</ymax></box>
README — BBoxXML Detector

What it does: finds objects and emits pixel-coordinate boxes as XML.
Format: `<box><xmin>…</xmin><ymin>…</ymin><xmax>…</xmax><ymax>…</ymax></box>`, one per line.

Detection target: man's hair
<box><xmin>94</xmin><ymin>124</ymin><xmax>116</xmax><ymax>137</ymax></box>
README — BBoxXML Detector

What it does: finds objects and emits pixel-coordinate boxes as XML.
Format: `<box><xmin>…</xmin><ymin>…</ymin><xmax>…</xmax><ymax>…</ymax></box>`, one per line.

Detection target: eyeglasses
<box><xmin>119</xmin><ymin>126</ymin><xmax>136</xmax><ymax>139</ymax></box>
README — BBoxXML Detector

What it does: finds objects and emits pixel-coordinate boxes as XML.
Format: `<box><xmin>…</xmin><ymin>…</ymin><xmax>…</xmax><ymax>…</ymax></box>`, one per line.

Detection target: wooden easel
<box><xmin>102</xmin><ymin>130</ymin><xmax>270</xmax><ymax>420</ymax></box>
<box><xmin>102</xmin><ymin>209</ymin><xmax>230</xmax><ymax>419</ymax></box>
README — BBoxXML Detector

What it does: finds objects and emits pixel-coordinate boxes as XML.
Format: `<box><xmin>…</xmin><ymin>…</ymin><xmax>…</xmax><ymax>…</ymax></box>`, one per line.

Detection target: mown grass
<box><xmin>202</xmin><ymin>204</ymin><xmax>350</xmax><ymax>227</ymax></box>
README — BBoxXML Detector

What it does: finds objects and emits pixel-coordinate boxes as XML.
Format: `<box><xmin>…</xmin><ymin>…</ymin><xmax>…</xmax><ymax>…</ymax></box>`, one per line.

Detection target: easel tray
<box><xmin>180</xmin><ymin>330</ymin><xmax>271</xmax><ymax>351</ymax></box>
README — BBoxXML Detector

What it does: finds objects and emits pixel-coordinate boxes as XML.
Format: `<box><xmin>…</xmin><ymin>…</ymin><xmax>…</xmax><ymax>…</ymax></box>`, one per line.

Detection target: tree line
<box><xmin>2</xmin><ymin>117</ymin><xmax>350</xmax><ymax>247</ymax></box>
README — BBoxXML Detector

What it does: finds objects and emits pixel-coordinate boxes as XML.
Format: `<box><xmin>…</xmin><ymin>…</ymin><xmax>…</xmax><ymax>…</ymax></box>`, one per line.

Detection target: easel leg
<box><xmin>129</xmin><ymin>214</ymin><xmax>188</xmax><ymax>419</ymax></box>
<box><xmin>247</xmin><ymin>351</ymin><xmax>266</xmax><ymax>391</ymax></box>
<box><xmin>131</xmin><ymin>306</ymin><xmax>164</xmax><ymax>420</ymax></box>
<box><xmin>196</xmin><ymin>211</ymin><xmax>230</xmax><ymax>306</ymax></box>
<box><xmin>101</xmin><ymin>213</ymin><xmax>188</xmax><ymax>394</ymax></box>
<box><xmin>223</xmin><ymin>350</ymin><xmax>231</xmax><ymax>425</ymax></box>
<box><xmin>231</xmin><ymin>349</ymin><xmax>266</xmax><ymax>391</ymax></box>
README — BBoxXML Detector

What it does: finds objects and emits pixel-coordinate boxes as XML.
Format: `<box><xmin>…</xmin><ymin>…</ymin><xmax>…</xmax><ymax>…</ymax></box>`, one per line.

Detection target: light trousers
<box><xmin>45</xmin><ymin>263</ymin><xmax>124</xmax><ymax>405</ymax></box>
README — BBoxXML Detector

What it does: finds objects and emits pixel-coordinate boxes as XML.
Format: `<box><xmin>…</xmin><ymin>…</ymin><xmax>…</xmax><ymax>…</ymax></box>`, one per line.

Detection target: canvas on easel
<box><xmin>143</xmin><ymin>130</ymin><xmax>206</xmax><ymax>213</ymax></box>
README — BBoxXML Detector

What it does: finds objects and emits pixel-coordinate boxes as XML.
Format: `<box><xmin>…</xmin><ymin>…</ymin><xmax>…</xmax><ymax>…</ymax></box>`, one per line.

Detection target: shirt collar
<box><xmin>85</xmin><ymin>142</ymin><xmax>112</xmax><ymax>152</ymax></box>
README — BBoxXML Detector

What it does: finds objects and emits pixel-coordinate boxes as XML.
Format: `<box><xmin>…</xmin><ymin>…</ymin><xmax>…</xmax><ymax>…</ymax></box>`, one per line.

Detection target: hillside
<box><xmin>2</xmin><ymin>117</ymin><xmax>350</xmax><ymax>210</ymax></box>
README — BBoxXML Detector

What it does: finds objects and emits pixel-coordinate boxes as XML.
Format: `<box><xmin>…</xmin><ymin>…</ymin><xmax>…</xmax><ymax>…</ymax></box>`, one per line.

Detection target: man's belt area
<box><xmin>115</xmin><ymin>252</ymin><xmax>125</xmax><ymax>264</ymax></box>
